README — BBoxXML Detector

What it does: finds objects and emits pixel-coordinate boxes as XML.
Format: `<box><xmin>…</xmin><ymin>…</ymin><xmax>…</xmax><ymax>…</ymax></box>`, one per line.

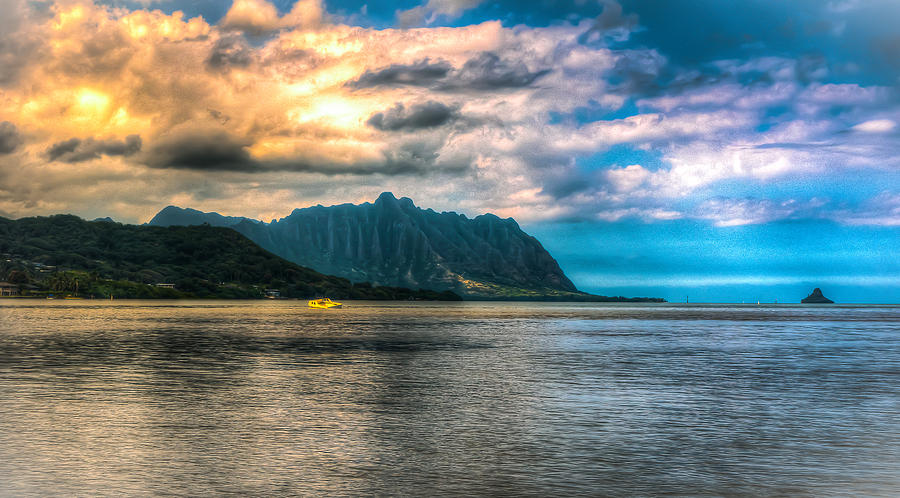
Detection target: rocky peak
<box><xmin>146</xmin><ymin>193</ymin><xmax>579</xmax><ymax>298</ymax></box>
<box><xmin>801</xmin><ymin>287</ymin><xmax>834</xmax><ymax>304</ymax></box>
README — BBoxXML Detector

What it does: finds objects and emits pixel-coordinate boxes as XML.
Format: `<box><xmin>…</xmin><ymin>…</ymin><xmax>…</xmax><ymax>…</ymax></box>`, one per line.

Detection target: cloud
<box><xmin>139</xmin><ymin>126</ymin><xmax>462</xmax><ymax>176</ymax></box>
<box><xmin>220</xmin><ymin>0</ymin><xmax>322</xmax><ymax>35</ymax></box>
<box><xmin>0</xmin><ymin>122</ymin><xmax>23</xmax><ymax>154</ymax></box>
<box><xmin>367</xmin><ymin>101</ymin><xmax>458</xmax><ymax>131</ymax></box>
<box><xmin>349</xmin><ymin>59</ymin><xmax>453</xmax><ymax>88</ymax></box>
<box><xmin>836</xmin><ymin>192</ymin><xmax>900</xmax><ymax>226</ymax></box>
<box><xmin>208</xmin><ymin>108</ymin><xmax>230</xmax><ymax>124</ymax></box>
<box><xmin>220</xmin><ymin>0</ymin><xmax>281</xmax><ymax>34</ymax></box>
<box><xmin>0</xmin><ymin>0</ymin><xmax>898</xmax><ymax>229</ymax></box>
<box><xmin>0</xmin><ymin>0</ymin><xmax>45</xmax><ymax>86</ymax></box>
<box><xmin>207</xmin><ymin>35</ymin><xmax>254</xmax><ymax>70</ymax></box>
<box><xmin>799</xmin><ymin>83</ymin><xmax>888</xmax><ymax>106</ymax></box>
<box><xmin>143</xmin><ymin>130</ymin><xmax>257</xmax><ymax>171</ymax></box>
<box><xmin>47</xmin><ymin>135</ymin><xmax>142</xmax><ymax>163</ymax></box>
<box><xmin>607</xmin><ymin>49</ymin><xmax>667</xmax><ymax>96</ymax></box>
<box><xmin>606</xmin><ymin>164</ymin><xmax>650</xmax><ymax>193</ymax></box>
<box><xmin>350</xmin><ymin>53</ymin><xmax>550</xmax><ymax>92</ymax></box>
<box><xmin>397</xmin><ymin>0</ymin><xmax>484</xmax><ymax>27</ymax></box>
<box><xmin>695</xmin><ymin>198</ymin><xmax>818</xmax><ymax>226</ymax></box>
<box><xmin>852</xmin><ymin>119</ymin><xmax>897</xmax><ymax>133</ymax></box>
<box><xmin>827</xmin><ymin>0</ymin><xmax>861</xmax><ymax>13</ymax></box>
<box><xmin>449</xmin><ymin>52</ymin><xmax>551</xmax><ymax>90</ymax></box>
<box><xmin>692</xmin><ymin>192</ymin><xmax>900</xmax><ymax>227</ymax></box>
<box><xmin>578</xmin><ymin>0</ymin><xmax>639</xmax><ymax>44</ymax></box>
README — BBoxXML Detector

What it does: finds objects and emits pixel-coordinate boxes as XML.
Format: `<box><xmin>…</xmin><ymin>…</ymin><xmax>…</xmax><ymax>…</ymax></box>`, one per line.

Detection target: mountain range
<box><xmin>149</xmin><ymin>192</ymin><xmax>598</xmax><ymax>300</ymax></box>
<box><xmin>0</xmin><ymin>214</ymin><xmax>459</xmax><ymax>300</ymax></box>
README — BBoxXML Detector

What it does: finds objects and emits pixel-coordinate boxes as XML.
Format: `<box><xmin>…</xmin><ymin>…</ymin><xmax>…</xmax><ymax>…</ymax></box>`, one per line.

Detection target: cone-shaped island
<box><xmin>801</xmin><ymin>288</ymin><xmax>834</xmax><ymax>304</ymax></box>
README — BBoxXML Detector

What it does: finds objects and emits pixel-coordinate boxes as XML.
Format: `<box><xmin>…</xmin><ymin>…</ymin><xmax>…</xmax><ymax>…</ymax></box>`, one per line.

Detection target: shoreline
<box><xmin>3</xmin><ymin>296</ymin><xmax>896</xmax><ymax>305</ymax></box>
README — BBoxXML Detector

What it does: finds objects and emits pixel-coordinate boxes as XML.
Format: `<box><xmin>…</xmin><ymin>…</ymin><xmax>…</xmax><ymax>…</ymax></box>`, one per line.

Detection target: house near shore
<box><xmin>0</xmin><ymin>282</ymin><xmax>20</xmax><ymax>297</ymax></box>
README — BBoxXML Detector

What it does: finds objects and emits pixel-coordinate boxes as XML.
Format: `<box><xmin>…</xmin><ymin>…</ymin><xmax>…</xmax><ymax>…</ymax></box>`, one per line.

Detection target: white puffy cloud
<box><xmin>852</xmin><ymin>119</ymin><xmax>897</xmax><ymax>133</ymax></box>
<box><xmin>221</xmin><ymin>0</ymin><xmax>322</xmax><ymax>34</ymax></box>
<box><xmin>606</xmin><ymin>164</ymin><xmax>650</xmax><ymax>193</ymax></box>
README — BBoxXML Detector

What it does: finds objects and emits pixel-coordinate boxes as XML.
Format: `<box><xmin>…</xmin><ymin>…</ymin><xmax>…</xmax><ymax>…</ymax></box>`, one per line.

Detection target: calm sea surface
<box><xmin>0</xmin><ymin>301</ymin><xmax>898</xmax><ymax>496</ymax></box>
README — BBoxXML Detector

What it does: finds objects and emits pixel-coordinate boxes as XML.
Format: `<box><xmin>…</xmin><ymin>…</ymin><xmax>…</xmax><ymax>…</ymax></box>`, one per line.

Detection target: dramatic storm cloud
<box><xmin>47</xmin><ymin>135</ymin><xmax>141</xmax><ymax>163</ymax></box>
<box><xmin>350</xmin><ymin>59</ymin><xmax>453</xmax><ymax>88</ymax></box>
<box><xmin>367</xmin><ymin>102</ymin><xmax>458</xmax><ymax>131</ymax></box>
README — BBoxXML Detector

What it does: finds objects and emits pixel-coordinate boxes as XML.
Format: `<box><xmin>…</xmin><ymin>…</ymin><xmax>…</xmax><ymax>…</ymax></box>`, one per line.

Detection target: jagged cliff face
<box><xmin>149</xmin><ymin>192</ymin><xmax>578</xmax><ymax>297</ymax></box>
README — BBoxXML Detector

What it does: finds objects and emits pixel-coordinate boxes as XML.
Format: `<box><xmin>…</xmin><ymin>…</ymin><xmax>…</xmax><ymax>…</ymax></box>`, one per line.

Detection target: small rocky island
<box><xmin>801</xmin><ymin>288</ymin><xmax>834</xmax><ymax>304</ymax></box>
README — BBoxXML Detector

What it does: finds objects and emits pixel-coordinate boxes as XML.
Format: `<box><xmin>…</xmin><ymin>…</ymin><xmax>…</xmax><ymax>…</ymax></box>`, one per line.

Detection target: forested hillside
<box><xmin>0</xmin><ymin>215</ymin><xmax>460</xmax><ymax>300</ymax></box>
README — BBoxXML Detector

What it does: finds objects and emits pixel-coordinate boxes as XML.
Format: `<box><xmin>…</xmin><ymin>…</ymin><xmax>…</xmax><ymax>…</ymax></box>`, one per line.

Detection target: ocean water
<box><xmin>0</xmin><ymin>300</ymin><xmax>898</xmax><ymax>496</ymax></box>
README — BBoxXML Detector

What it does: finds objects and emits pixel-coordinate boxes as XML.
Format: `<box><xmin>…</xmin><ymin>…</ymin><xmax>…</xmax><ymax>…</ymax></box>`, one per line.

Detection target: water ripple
<box><xmin>1</xmin><ymin>301</ymin><xmax>898</xmax><ymax>496</ymax></box>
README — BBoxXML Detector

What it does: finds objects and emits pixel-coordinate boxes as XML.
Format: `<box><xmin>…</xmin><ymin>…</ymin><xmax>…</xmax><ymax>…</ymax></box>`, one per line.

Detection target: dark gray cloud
<box><xmin>144</xmin><ymin>131</ymin><xmax>257</xmax><ymax>171</ymax></box>
<box><xmin>208</xmin><ymin>108</ymin><xmax>230</xmax><ymax>124</ymax></box>
<box><xmin>796</xmin><ymin>54</ymin><xmax>827</xmax><ymax>83</ymax></box>
<box><xmin>0</xmin><ymin>121</ymin><xmax>22</xmax><ymax>154</ymax></box>
<box><xmin>578</xmin><ymin>0</ymin><xmax>638</xmax><ymax>44</ymax></box>
<box><xmin>349</xmin><ymin>58</ymin><xmax>452</xmax><ymax>88</ymax></box>
<box><xmin>349</xmin><ymin>53</ymin><xmax>549</xmax><ymax>92</ymax></box>
<box><xmin>608</xmin><ymin>49</ymin><xmax>667</xmax><ymax>96</ymax></box>
<box><xmin>540</xmin><ymin>173</ymin><xmax>592</xmax><ymax>200</ymax></box>
<box><xmin>47</xmin><ymin>135</ymin><xmax>142</xmax><ymax>163</ymax></box>
<box><xmin>207</xmin><ymin>35</ymin><xmax>253</xmax><ymax>70</ymax></box>
<box><xmin>46</xmin><ymin>138</ymin><xmax>80</xmax><ymax>160</ymax></box>
<box><xmin>449</xmin><ymin>52</ymin><xmax>550</xmax><ymax>90</ymax></box>
<box><xmin>367</xmin><ymin>101</ymin><xmax>458</xmax><ymax>131</ymax></box>
<box><xmin>140</xmin><ymin>128</ymin><xmax>467</xmax><ymax>176</ymax></box>
<box><xmin>612</xmin><ymin>50</ymin><xmax>824</xmax><ymax>102</ymax></box>
<box><xmin>378</xmin><ymin>141</ymin><xmax>441</xmax><ymax>174</ymax></box>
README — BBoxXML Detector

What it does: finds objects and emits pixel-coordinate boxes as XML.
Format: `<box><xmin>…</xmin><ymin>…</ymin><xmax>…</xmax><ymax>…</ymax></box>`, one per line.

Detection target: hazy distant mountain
<box><xmin>149</xmin><ymin>206</ymin><xmax>261</xmax><ymax>228</ymax></box>
<box><xmin>149</xmin><ymin>192</ymin><xmax>590</xmax><ymax>299</ymax></box>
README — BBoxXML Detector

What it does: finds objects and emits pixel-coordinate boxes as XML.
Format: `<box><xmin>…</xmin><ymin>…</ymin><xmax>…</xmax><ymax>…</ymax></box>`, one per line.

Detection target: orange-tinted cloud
<box><xmin>1</xmin><ymin>0</ymin><xmax>620</xmax><ymax>221</ymax></box>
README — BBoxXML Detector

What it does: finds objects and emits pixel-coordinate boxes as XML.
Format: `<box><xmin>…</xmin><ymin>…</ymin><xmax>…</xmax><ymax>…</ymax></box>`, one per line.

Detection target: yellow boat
<box><xmin>308</xmin><ymin>298</ymin><xmax>343</xmax><ymax>309</ymax></box>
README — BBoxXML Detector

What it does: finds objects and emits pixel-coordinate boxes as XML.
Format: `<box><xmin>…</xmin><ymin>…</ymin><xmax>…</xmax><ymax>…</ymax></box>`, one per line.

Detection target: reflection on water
<box><xmin>1</xmin><ymin>301</ymin><xmax>899</xmax><ymax>495</ymax></box>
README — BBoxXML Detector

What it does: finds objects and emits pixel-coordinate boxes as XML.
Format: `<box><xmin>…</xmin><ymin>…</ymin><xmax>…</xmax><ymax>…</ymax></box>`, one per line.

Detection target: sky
<box><xmin>0</xmin><ymin>0</ymin><xmax>898</xmax><ymax>302</ymax></box>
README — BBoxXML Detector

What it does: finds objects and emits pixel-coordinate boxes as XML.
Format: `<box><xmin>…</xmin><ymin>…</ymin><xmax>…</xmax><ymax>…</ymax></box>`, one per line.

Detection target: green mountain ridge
<box><xmin>149</xmin><ymin>192</ymin><xmax>662</xmax><ymax>301</ymax></box>
<box><xmin>0</xmin><ymin>214</ymin><xmax>460</xmax><ymax>300</ymax></box>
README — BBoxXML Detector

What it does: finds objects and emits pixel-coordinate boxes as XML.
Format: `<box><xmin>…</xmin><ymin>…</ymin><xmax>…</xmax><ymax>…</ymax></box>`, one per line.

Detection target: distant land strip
<box><xmin>148</xmin><ymin>192</ymin><xmax>664</xmax><ymax>302</ymax></box>
<box><xmin>1</xmin><ymin>214</ymin><xmax>663</xmax><ymax>302</ymax></box>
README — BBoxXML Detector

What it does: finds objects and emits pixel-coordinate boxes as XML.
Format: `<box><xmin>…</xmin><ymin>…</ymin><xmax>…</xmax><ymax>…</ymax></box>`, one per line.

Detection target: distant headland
<box><xmin>1</xmin><ymin>194</ymin><xmax>665</xmax><ymax>302</ymax></box>
<box><xmin>148</xmin><ymin>192</ymin><xmax>664</xmax><ymax>302</ymax></box>
<box><xmin>801</xmin><ymin>288</ymin><xmax>834</xmax><ymax>304</ymax></box>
